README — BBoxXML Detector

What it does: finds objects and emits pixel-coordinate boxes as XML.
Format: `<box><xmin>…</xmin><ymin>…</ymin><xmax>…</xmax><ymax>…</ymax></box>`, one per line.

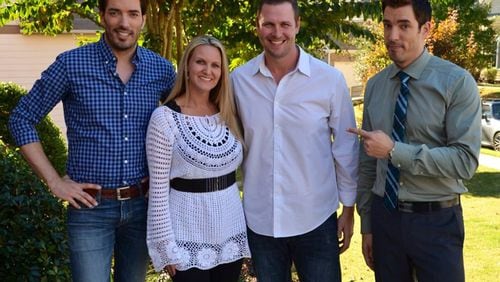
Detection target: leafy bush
<box><xmin>0</xmin><ymin>82</ymin><xmax>67</xmax><ymax>175</ymax></box>
<box><xmin>479</xmin><ymin>68</ymin><xmax>498</xmax><ymax>83</ymax></box>
<box><xmin>0</xmin><ymin>140</ymin><xmax>70</xmax><ymax>281</ymax></box>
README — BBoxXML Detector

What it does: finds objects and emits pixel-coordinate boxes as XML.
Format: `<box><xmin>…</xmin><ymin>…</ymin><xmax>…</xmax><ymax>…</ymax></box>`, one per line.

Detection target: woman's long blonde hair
<box><xmin>165</xmin><ymin>35</ymin><xmax>243</xmax><ymax>142</ymax></box>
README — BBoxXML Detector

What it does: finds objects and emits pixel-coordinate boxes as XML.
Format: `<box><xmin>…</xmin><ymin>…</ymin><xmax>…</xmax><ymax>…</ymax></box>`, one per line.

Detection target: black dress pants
<box><xmin>172</xmin><ymin>259</ymin><xmax>243</xmax><ymax>282</ymax></box>
<box><xmin>371</xmin><ymin>195</ymin><xmax>464</xmax><ymax>282</ymax></box>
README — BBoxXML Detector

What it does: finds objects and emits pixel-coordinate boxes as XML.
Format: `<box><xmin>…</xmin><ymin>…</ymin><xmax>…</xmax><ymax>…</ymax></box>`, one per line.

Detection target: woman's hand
<box><xmin>164</xmin><ymin>264</ymin><xmax>176</xmax><ymax>277</ymax></box>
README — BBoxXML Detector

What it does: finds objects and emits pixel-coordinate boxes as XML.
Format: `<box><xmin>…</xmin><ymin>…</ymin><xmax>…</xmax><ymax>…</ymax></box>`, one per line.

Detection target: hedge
<box><xmin>0</xmin><ymin>82</ymin><xmax>70</xmax><ymax>280</ymax></box>
<box><xmin>0</xmin><ymin>82</ymin><xmax>67</xmax><ymax>175</ymax></box>
<box><xmin>0</xmin><ymin>139</ymin><xmax>70</xmax><ymax>281</ymax></box>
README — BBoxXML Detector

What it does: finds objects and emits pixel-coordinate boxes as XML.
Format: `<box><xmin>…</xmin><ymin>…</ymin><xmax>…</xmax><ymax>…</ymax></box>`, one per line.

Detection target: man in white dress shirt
<box><xmin>231</xmin><ymin>0</ymin><xmax>359</xmax><ymax>281</ymax></box>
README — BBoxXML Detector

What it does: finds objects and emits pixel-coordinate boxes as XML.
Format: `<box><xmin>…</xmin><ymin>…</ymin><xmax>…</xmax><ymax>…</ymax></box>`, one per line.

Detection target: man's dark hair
<box><xmin>257</xmin><ymin>0</ymin><xmax>299</xmax><ymax>20</ymax></box>
<box><xmin>98</xmin><ymin>0</ymin><xmax>148</xmax><ymax>14</ymax></box>
<box><xmin>381</xmin><ymin>0</ymin><xmax>431</xmax><ymax>28</ymax></box>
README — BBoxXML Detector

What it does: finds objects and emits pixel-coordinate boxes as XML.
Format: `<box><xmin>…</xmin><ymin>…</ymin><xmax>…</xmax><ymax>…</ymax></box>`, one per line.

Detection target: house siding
<box><xmin>489</xmin><ymin>0</ymin><xmax>500</xmax><ymax>15</ymax></box>
<box><xmin>0</xmin><ymin>33</ymin><xmax>81</xmax><ymax>136</ymax></box>
<box><xmin>0</xmin><ymin>33</ymin><xmax>79</xmax><ymax>89</ymax></box>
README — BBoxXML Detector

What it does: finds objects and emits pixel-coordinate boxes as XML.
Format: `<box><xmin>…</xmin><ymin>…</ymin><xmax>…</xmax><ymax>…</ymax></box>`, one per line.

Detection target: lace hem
<box><xmin>150</xmin><ymin>232</ymin><xmax>251</xmax><ymax>272</ymax></box>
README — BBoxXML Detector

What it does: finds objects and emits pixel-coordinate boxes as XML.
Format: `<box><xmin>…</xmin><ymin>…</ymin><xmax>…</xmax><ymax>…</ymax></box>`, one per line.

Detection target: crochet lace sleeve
<box><xmin>145</xmin><ymin>108</ymin><xmax>180</xmax><ymax>272</ymax></box>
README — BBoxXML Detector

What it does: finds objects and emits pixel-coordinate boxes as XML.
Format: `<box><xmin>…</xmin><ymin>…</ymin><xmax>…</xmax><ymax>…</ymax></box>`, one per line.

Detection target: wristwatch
<box><xmin>388</xmin><ymin>145</ymin><xmax>396</xmax><ymax>160</ymax></box>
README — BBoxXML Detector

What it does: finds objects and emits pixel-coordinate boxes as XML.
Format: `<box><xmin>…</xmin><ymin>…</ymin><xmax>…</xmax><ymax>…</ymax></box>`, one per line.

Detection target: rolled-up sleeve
<box><xmin>9</xmin><ymin>56</ymin><xmax>69</xmax><ymax>146</ymax></box>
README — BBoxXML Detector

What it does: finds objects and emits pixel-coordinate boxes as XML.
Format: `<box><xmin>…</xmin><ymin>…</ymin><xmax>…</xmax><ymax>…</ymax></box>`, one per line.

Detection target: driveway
<box><xmin>479</xmin><ymin>153</ymin><xmax>500</xmax><ymax>171</ymax></box>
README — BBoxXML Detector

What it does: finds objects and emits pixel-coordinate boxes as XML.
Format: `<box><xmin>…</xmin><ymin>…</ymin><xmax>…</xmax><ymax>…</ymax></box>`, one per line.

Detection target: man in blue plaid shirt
<box><xmin>8</xmin><ymin>0</ymin><xmax>176</xmax><ymax>281</ymax></box>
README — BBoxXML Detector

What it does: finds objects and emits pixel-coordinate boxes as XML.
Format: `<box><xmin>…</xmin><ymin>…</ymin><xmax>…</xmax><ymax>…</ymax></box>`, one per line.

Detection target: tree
<box><xmin>427</xmin><ymin>9</ymin><xmax>481</xmax><ymax>78</ymax></box>
<box><xmin>431</xmin><ymin>0</ymin><xmax>495</xmax><ymax>78</ymax></box>
<box><xmin>353</xmin><ymin>21</ymin><xmax>391</xmax><ymax>85</ymax></box>
<box><xmin>0</xmin><ymin>0</ymin><xmax>381</xmax><ymax>66</ymax></box>
<box><xmin>354</xmin><ymin>1</ymin><xmax>496</xmax><ymax>83</ymax></box>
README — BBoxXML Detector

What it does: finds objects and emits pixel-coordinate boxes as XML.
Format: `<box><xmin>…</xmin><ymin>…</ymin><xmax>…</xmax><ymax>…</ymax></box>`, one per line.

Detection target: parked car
<box><xmin>481</xmin><ymin>99</ymin><xmax>500</xmax><ymax>151</ymax></box>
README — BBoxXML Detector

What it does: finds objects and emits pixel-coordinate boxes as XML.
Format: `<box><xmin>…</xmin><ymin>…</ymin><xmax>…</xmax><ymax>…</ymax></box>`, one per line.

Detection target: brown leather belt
<box><xmin>398</xmin><ymin>196</ymin><xmax>460</xmax><ymax>213</ymax></box>
<box><xmin>84</xmin><ymin>180</ymin><xmax>149</xmax><ymax>201</ymax></box>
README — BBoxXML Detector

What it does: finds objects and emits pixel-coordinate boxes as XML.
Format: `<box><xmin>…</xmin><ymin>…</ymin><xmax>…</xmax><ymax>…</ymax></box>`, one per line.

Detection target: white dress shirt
<box><xmin>231</xmin><ymin>47</ymin><xmax>359</xmax><ymax>237</ymax></box>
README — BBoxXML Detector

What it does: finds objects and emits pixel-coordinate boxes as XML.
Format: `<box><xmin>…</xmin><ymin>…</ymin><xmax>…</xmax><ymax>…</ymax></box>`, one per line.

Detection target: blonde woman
<box><xmin>146</xmin><ymin>35</ymin><xmax>250</xmax><ymax>282</ymax></box>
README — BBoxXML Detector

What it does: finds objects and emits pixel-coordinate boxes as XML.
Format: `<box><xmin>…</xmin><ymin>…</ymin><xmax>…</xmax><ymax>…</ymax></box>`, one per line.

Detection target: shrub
<box><xmin>479</xmin><ymin>68</ymin><xmax>498</xmax><ymax>84</ymax></box>
<box><xmin>0</xmin><ymin>140</ymin><xmax>70</xmax><ymax>281</ymax></box>
<box><xmin>0</xmin><ymin>82</ymin><xmax>67</xmax><ymax>175</ymax></box>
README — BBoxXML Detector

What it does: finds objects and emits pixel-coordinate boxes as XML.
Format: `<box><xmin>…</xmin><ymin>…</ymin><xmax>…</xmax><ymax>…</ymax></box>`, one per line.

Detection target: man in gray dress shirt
<box><xmin>349</xmin><ymin>0</ymin><xmax>481</xmax><ymax>281</ymax></box>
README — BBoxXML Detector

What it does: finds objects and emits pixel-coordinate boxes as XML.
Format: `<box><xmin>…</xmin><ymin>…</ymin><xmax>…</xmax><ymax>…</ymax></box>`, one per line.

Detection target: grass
<box><xmin>462</xmin><ymin>166</ymin><xmax>500</xmax><ymax>281</ymax></box>
<box><xmin>339</xmin><ymin>165</ymin><xmax>500</xmax><ymax>282</ymax></box>
<box><xmin>340</xmin><ymin>224</ymin><xmax>374</xmax><ymax>282</ymax></box>
<box><xmin>481</xmin><ymin>147</ymin><xmax>500</xmax><ymax>158</ymax></box>
<box><xmin>478</xmin><ymin>84</ymin><xmax>500</xmax><ymax>99</ymax></box>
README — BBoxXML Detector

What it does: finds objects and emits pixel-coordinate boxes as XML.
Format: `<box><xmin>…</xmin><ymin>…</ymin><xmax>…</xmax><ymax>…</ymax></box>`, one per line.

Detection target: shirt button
<box><xmin>124</xmin><ymin>160</ymin><xmax>128</xmax><ymax>164</ymax></box>
<box><xmin>397</xmin><ymin>164</ymin><xmax>401</xmax><ymax>168</ymax></box>
<box><xmin>124</xmin><ymin>137</ymin><xmax>129</xmax><ymax>141</ymax></box>
<box><xmin>124</xmin><ymin>91</ymin><xmax>128</xmax><ymax>95</ymax></box>
<box><xmin>114</xmin><ymin>72</ymin><xmax>118</xmax><ymax>77</ymax></box>
<box><xmin>122</xmin><ymin>181</ymin><xmax>128</xmax><ymax>185</ymax></box>
<box><xmin>124</xmin><ymin>114</ymin><xmax>128</xmax><ymax>119</ymax></box>
<box><xmin>399</xmin><ymin>181</ymin><xmax>404</xmax><ymax>186</ymax></box>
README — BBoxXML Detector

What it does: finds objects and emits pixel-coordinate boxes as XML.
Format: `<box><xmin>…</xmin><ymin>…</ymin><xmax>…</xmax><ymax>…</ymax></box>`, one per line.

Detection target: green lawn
<box><xmin>340</xmin><ymin>165</ymin><xmax>500</xmax><ymax>282</ymax></box>
<box><xmin>478</xmin><ymin>84</ymin><xmax>500</xmax><ymax>99</ymax></box>
<box><xmin>481</xmin><ymin>147</ymin><xmax>500</xmax><ymax>158</ymax></box>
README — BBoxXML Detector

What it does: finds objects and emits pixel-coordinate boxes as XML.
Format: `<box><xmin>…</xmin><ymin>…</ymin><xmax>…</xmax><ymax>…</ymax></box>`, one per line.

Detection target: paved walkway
<box><xmin>479</xmin><ymin>153</ymin><xmax>500</xmax><ymax>171</ymax></box>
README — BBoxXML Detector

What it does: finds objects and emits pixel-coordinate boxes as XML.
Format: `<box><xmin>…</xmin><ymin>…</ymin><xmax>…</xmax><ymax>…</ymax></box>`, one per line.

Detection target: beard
<box><xmin>104</xmin><ymin>30</ymin><xmax>139</xmax><ymax>52</ymax></box>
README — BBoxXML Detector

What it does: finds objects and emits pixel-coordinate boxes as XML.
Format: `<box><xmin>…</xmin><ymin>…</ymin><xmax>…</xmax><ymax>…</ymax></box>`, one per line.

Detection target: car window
<box><xmin>492</xmin><ymin>103</ymin><xmax>500</xmax><ymax>119</ymax></box>
<box><xmin>482</xmin><ymin>104</ymin><xmax>491</xmax><ymax>117</ymax></box>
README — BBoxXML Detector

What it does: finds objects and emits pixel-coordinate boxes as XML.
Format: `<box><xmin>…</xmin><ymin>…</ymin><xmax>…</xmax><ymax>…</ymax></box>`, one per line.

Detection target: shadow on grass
<box><xmin>464</xmin><ymin>171</ymin><xmax>500</xmax><ymax>198</ymax></box>
<box><xmin>481</xmin><ymin>92</ymin><xmax>500</xmax><ymax>99</ymax></box>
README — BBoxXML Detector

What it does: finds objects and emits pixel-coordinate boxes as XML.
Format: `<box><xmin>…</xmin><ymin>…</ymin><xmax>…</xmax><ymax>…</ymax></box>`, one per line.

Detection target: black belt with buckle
<box><xmin>170</xmin><ymin>171</ymin><xmax>236</xmax><ymax>193</ymax></box>
<box><xmin>398</xmin><ymin>196</ymin><xmax>460</xmax><ymax>213</ymax></box>
<box><xmin>84</xmin><ymin>180</ymin><xmax>149</xmax><ymax>201</ymax></box>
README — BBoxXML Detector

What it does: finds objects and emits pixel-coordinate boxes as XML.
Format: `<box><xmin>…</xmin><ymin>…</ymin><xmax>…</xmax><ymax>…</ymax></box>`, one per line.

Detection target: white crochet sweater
<box><xmin>145</xmin><ymin>105</ymin><xmax>250</xmax><ymax>272</ymax></box>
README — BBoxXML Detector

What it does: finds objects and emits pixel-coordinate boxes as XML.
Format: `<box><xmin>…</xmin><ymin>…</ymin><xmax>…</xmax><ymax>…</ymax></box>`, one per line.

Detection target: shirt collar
<box><xmin>251</xmin><ymin>45</ymin><xmax>311</xmax><ymax>77</ymax></box>
<box><xmin>389</xmin><ymin>48</ymin><xmax>432</xmax><ymax>80</ymax></box>
<box><xmin>97</xmin><ymin>34</ymin><xmax>141</xmax><ymax>65</ymax></box>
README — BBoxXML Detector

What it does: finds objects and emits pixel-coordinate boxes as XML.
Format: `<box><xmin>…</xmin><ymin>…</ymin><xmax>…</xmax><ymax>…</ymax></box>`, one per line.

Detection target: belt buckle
<box><xmin>397</xmin><ymin>201</ymin><xmax>414</xmax><ymax>213</ymax></box>
<box><xmin>116</xmin><ymin>186</ymin><xmax>131</xmax><ymax>201</ymax></box>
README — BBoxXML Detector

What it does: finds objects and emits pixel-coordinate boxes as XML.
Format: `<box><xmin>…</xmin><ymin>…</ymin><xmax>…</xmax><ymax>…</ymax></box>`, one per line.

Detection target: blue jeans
<box><xmin>247</xmin><ymin>213</ymin><xmax>341</xmax><ymax>282</ymax></box>
<box><xmin>67</xmin><ymin>193</ymin><xmax>149</xmax><ymax>282</ymax></box>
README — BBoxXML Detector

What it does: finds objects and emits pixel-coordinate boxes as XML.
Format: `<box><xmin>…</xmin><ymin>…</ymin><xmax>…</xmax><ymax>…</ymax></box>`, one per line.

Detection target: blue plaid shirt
<box><xmin>9</xmin><ymin>36</ymin><xmax>176</xmax><ymax>188</ymax></box>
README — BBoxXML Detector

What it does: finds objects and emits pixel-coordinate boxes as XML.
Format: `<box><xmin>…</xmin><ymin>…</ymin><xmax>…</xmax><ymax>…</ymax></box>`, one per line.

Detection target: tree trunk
<box><xmin>145</xmin><ymin>0</ymin><xmax>186</xmax><ymax>64</ymax></box>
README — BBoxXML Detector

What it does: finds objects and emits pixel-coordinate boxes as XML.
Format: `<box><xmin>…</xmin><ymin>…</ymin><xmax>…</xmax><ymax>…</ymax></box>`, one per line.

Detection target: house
<box><xmin>486</xmin><ymin>0</ymin><xmax>500</xmax><ymax>16</ymax></box>
<box><xmin>0</xmin><ymin>17</ymin><xmax>100</xmax><ymax>136</ymax></box>
<box><xmin>0</xmin><ymin>17</ymin><xmax>99</xmax><ymax>89</ymax></box>
<box><xmin>325</xmin><ymin>50</ymin><xmax>364</xmax><ymax>103</ymax></box>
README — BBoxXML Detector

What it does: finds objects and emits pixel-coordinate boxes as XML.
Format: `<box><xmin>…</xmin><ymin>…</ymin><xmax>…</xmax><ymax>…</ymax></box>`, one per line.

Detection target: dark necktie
<box><xmin>384</xmin><ymin>71</ymin><xmax>410</xmax><ymax>210</ymax></box>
